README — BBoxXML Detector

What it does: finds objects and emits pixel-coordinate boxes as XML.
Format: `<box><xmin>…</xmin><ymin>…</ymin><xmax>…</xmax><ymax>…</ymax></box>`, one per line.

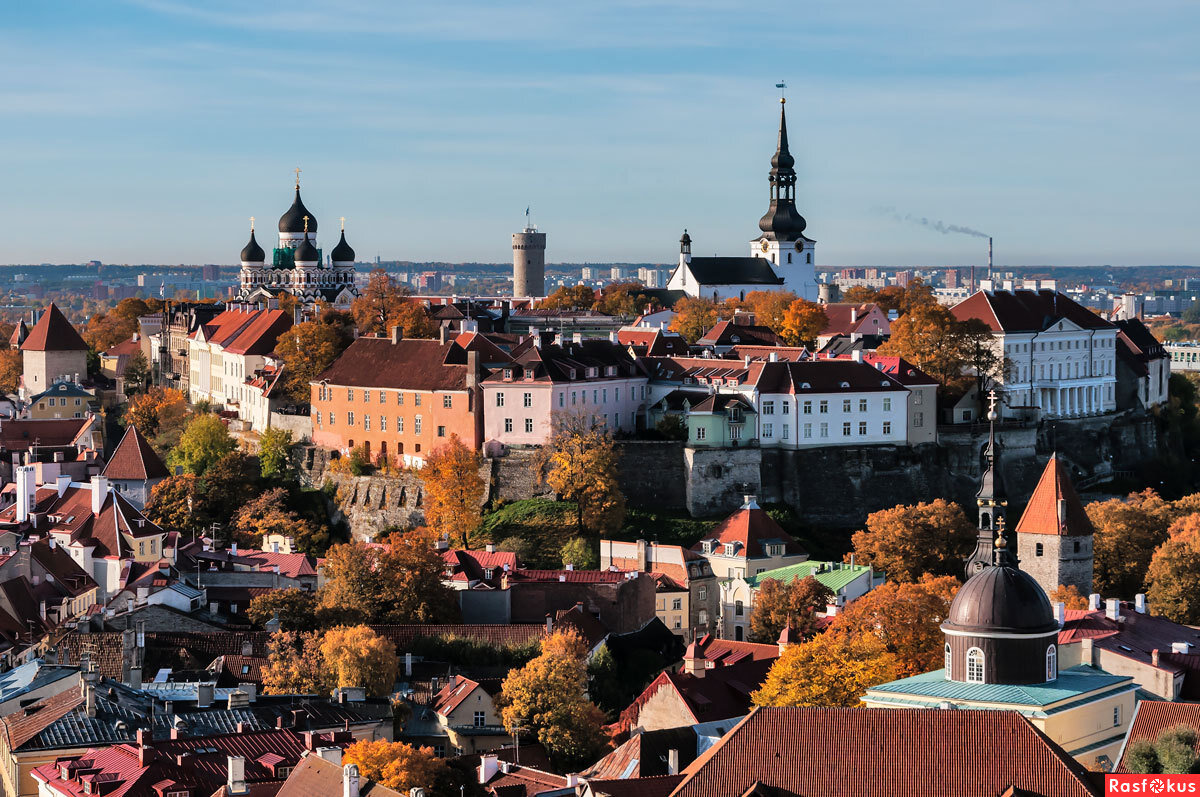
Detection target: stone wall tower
<box><xmin>513</xmin><ymin>217</ymin><xmax>546</xmax><ymax>298</ymax></box>
<box><xmin>1015</xmin><ymin>454</ymin><xmax>1095</xmax><ymax>597</ymax></box>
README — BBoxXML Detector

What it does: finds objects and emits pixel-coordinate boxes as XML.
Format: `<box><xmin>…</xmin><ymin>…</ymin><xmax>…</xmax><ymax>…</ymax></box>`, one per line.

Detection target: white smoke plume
<box><xmin>875</xmin><ymin>206</ymin><xmax>989</xmax><ymax>239</ymax></box>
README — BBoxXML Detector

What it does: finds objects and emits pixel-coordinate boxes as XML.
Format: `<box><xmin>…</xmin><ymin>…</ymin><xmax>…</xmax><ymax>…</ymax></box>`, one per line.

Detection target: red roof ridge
<box><xmin>20</xmin><ymin>304</ymin><xmax>87</xmax><ymax>353</ymax></box>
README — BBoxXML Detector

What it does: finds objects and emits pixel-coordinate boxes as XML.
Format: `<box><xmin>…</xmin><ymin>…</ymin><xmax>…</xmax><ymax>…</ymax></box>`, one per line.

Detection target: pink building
<box><xmin>480</xmin><ymin>339</ymin><xmax>648</xmax><ymax>446</ymax></box>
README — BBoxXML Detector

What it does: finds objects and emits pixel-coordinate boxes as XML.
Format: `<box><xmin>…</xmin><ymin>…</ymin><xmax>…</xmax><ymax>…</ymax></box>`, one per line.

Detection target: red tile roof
<box><xmin>2</xmin><ymin>684</ymin><xmax>85</xmax><ymax>748</ymax></box>
<box><xmin>1059</xmin><ymin>602</ymin><xmax>1200</xmax><ymax>686</ymax></box>
<box><xmin>697</xmin><ymin>321</ymin><xmax>783</xmax><ymax>348</ymax></box>
<box><xmin>433</xmin><ymin>674</ymin><xmax>485</xmax><ymax>716</ymax></box>
<box><xmin>102</xmin><ymin>425</ymin><xmax>169</xmax><ymax>480</ymax></box>
<box><xmin>951</xmin><ymin>289</ymin><xmax>1115</xmax><ymax>333</ymax></box>
<box><xmin>725</xmin><ymin>345</ymin><xmax>808</xmax><ymax>362</ymax></box>
<box><xmin>443</xmin><ymin>549</ymin><xmax>518</xmax><ymax>584</ymax></box>
<box><xmin>103</xmin><ymin>337</ymin><xmax>142</xmax><ymax>358</ymax></box>
<box><xmin>1117</xmin><ymin>701</ymin><xmax>1200</xmax><ymax>772</ymax></box>
<box><xmin>0</xmin><ymin>417</ymin><xmax>95</xmax><ymax>453</ymax></box>
<box><xmin>818</xmin><ymin>303</ymin><xmax>888</xmax><ymax>337</ymax></box>
<box><xmin>20</xmin><ymin>304</ymin><xmax>87</xmax><ymax>353</ymax></box>
<box><xmin>587</xmin><ymin>775</ymin><xmax>685</xmax><ymax>797</ymax></box>
<box><xmin>751</xmin><ymin>359</ymin><xmax>907</xmax><ymax>395</ymax></box>
<box><xmin>618</xmin><ymin>329</ymin><xmax>690</xmax><ymax>357</ymax></box>
<box><xmin>506</xmin><ymin>569</ymin><xmax>632</xmax><ymax>584</ymax></box>
<box><xmin>622</xmin><ymin>660</ymin><xmax>772</xmax><ymax>731</ymax></box>
<box><xmin>41</xmin><ymin>486</ymin><xmax>164</xmax><ymax>559</ymax></box>
<box><xmin>316</xmin><ymin>337</ymin><xmax>475</xmax><ymax>391</ymax></box>
<box><xmin>1014</xmin><ymin>455</ymin><xmax>1095</xmax><ymax>537</ymax></box>
<box><xmin>670</xmin><ymin>707</ymin><xmax>1098</xmax><ymax>797</ymax></box>
<box><xmin>691</xmin><ymin>635</ymin><xmax>779</xmax><ymax>666</ymax></box>
<box><xmin>691</xmin><ymin>500</ymin><xmax>803</xmax><ymax>560</ymax></box>
<box><xmin>277</xmin><ymin>753</ymin><xmax>403</xmax><ymax>797</ymax></box>
<box><xmin>194</xmin><ymin>308</ymin><xmax>292</xmax><ymax>356</ymax></box>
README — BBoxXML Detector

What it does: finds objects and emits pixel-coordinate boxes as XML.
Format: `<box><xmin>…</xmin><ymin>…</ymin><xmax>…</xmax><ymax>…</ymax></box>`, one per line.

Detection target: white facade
<box><xmin>749</xmin><ymin>234</ymin><xmax>817</xmax><ymax>301</ymax></box>
<box><xmin>756</xmin><ymin>389</ymin><xmax>907</xmax><ymax>448</ymax></box>
<box><xmin>991</xmin><ymin>322</ymin><xmax>1119</xmax><ymax>418</ymax></box>
<box><xmin>481</xmin><ymin>371</ymin><xmax>648</xmax><ymax>446</ymax></box>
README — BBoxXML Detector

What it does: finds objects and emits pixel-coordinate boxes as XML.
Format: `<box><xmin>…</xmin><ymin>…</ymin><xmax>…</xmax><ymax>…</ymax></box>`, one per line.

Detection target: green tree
<box><xmin>560</xmin><ymin>537</ymin><xmax>598</xmax><ymax>570</ymax></box>
<box><xmin>1125</xmin><ymin>725</ymin><xmax>1200</xmax><ymax>774</ymax></box>
<box><xmin>199</xmin><ymin>450</ymin><xmax>260</xmax><ymax>529</ymax></box>
<box><xmin>259</xmin><ymin>428</ymin><xmax>295</xmax><ymax>480</ymax></box>
<box><xmin>169</xmin><ymin>413</ymin><xmax>235</xmax><ymax>475</ymax></box>
<box><xmin>123</xmin><ymin>350</ymin><xmax>151</xmax><ymax>394</ymax></box>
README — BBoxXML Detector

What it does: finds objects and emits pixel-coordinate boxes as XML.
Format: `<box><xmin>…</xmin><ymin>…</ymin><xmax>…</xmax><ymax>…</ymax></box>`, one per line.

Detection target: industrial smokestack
<box><xmin>988</xmin><ymin>237</ymin><xmax>993</xmax><ymax>280</ymax></box>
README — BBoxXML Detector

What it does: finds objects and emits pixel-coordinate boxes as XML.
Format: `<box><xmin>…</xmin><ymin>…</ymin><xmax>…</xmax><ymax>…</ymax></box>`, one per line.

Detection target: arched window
<box><xmin>1036</xmin><ymin>543</ymin><xmax>1044</xmax><ymax>556</ymax></box>
<box><xmin>981</xmin><ymin>512</ymin><xmax>990</xmax><ymax>528</ymax></box>
<box><xmin>944</xmin><ymin>643</ymin><xmax>952</xmax><ymax>678</ymax></box>
<box><xmin>966</xmin><ymin>647</ymin><xmax>984</xmax><ymax>683</ymax></box>
<box><xmin>787</xmin><ymin>252</ymin><xmax>792</xmax><ymax>264</ymax></box>
<box><xmin>806</xmin><ymin>252</ymin><xmax>812</xmax><ymax>264</ymax></box>
<box><xmin>1046</xmin><ymin>644</ymin><xmax>1057</xmax><ymax>681</ymax></box>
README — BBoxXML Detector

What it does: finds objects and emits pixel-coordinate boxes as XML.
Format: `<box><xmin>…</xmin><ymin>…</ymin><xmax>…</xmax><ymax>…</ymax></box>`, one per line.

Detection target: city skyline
<box><xmin>3</xmin><ymin>1</ymin><xmax>1198</xmax><ymax>267</ymax></box>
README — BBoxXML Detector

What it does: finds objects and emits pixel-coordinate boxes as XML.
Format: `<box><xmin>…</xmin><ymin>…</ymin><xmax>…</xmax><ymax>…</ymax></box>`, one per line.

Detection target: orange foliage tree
<box><xmin>320</xmin><ymin>625</ymin><xmax>398</xmax><ymax>696</ymax></box>
<box><xmin>1147</xmin><ymin>513</ymin><xmax>1200</xmax><ymax>623</ymax></box>
<box><xmin>752</xmin><ymin>634</ymin><xmax>899</xmax><ymax>708</ymax></box>
<box><xmin>1049</xmin><ymin>584</ymin><xmax>1089</xmax><ymax>610</ymax></box>
<box><xmin>749</xmin><ymin>575</ymin><xmax>833</xmax><ymax>643</ymax></box>
<box><xmin>420</xmin><ymin>435</ymin><xmax>485</xmax><ymax>548</ymax></box>
<box><xmin>342</xmin><ymin>740</ymin><xmax>448</xmax><ymax>795</ymax></box>
<box><xmin>352</xmin><ymin>270</ymin><xmax>410</xmax><ymax>336</ymax></box>
<box><xmin>669</xmin><ymin>297</ymin><xmax>722</xmax><ymax>343</ymax></box>
<box><xmin>780</xmin><ymin>299</ymin><xmax>829</xmax><ymax>348</ymax></box>
<box><xmin>849</xmin><ymin>498</ymin><xmax>975</xmax><ymax>582</ymax></box>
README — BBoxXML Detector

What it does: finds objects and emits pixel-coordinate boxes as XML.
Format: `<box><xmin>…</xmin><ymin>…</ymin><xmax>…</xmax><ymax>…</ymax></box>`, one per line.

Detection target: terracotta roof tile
<box><xmin>277</xmin><ymin>753</ymin><xmax>403</xmax><ymax>797</ymax></box>
<box><xmin>1117</xmin><ymin>701</ymin><xmax>1200</xmax><ymax>772</ymax></box>
<box><xmin>20</xmin><ymin>304</ymin><xmax>87</xmax><ymax>353</ymax></box>
<box><xmin>102</xmin><ymin>425</ymin><xmax>169</xmax><ymax>480</ymax></box>
<box><xmin>0</xmin><ymin>418</ymin><xmax>94</xmax><ymax>453</ymax></box>
<box><xmin>697</xmin><ymin>321</ymin><xmax>783</xmax><ymax>348</ymax></box>
<box><xmin>316</xmin><ymin>337</ymin><xmax>473</xmax><ymax>391</ymax></box>
<box><xmin>952</xmin><ymin>289</ymin><xmax>1115</xmax><ymax>334</ymax></box>
<box><xmin>1014</xmin><ymin>455</ymin><xmax>1095</xmax><ymax>537</ymax></box>
<box><xmin>691</xmin><ymin>500</ymin><xmax>803</xmax><ymax>560</ymax></box>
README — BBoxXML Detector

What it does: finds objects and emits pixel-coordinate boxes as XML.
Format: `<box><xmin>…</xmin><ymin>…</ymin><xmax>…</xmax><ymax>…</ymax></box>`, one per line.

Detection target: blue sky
<box><xmin>3</xmin><ymin>1</ymin><xmax>1198</xmax><ymax>267</ymax></box>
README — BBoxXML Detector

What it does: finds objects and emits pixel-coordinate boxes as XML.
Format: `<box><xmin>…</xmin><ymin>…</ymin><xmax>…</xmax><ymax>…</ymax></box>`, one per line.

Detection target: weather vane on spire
<box><xmin>294</xmin><ymin>166</ymin><xmax>302</xmax><ymax>189</ymax></box>
<box><xmin>776</xmin><ymin>80</ymin><xmax>787</xmax><ymax>103</ymax></box>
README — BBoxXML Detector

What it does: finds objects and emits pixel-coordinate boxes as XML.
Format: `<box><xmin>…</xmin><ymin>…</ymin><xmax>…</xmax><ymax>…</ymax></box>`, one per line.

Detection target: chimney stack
<box><xmin>668</xmin><ymin>749</ymin><xmax>680</xmax><ymax>776</ymax></box>
<box><xmin>1105</xmin><ymin>599</ymin><xmax>1121</xmax><ymax>621</ymax></box>
<box><xmin>90</xmin><ymin>475</ymin><xmax>108</xmax><ymax>516</ymax></box>
<box><xmin>1053</xmin><ymin>601</ymin><xmax>1066</xmax><ymax>625</ymax></box>
<box><xmin>1135</xmin><ymin>593</ymin><xmax>1147</xmax><ymax>614</ymax></box>
<box><xmin>479</xmin><ymin>755</ymin><xmax>499</xmax><ymax>785</ymax></box>
<box><xmin>1088</xmin><ymin>593</ymin><xmax>1101</xmax><ymax>611</ymax></box>
<box><xmin>343</xmin><ymin>764</ymin><xmax>361</xmax><ymax>797</ymax></box>
<box><xmin>227</xmin><ymin>756</ymin><xmax>248</xmax><ymax>796</ymax></box>
<box><xmin>390</xmin><ymin>326</ymin><xmax>401</xmax><ymax>344</ymax></box>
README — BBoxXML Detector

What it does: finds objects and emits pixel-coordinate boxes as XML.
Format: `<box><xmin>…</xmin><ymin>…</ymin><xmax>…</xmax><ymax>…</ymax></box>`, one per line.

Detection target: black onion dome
<box><xmin>240</xmin><ymin>230</ymin><xmax>265</xmax><ymax>263</ymax></box>
<box><xmin>330</xmin><ymin>230</ymin><xmax>355</xmax><ymax>263</ymax></box>
<box><xmin>942</xmin><ymin>566</ymin><xmax>1057</xmax><ymax>635</ymax></box>
<box><xmin>758</xmin><ymin>204</ymin><xmax>807</xmax><ymax>237</ymax></box>
<box><xmin>279</xmin><ymin>188</ymin><xmax>317</xmax><ymax>234</ymax></box>
<box><xmin>294</xmin><ymin>234</ymin><xmax>319</xmax><ymax>263</ymax></box>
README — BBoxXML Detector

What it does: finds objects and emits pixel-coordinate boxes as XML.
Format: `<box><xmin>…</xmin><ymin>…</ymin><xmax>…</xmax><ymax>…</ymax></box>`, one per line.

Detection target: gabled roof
<box><xmin>654</xmin><ymin>390</ymin><xmax>755</xmax><ymax>416</ymax></box>
<box><xmin>692</xmin><ymin>498</ymin><xmax>804</xmax><ymax>560</ymax></box>
<box><xmin>0</xmin><ymin>417</ymin><xmax>95</xmax><ymax>453</ymax></box>
<box><xmin>1058</xmin><ymin>602</ymin><xmax>1200</xmax><ymax>693</ymax></box>
<box><xmin>102</xmin><ymin>425</ymin><xmax>169</xmax><ymax>481</ymax></box>
<box><xmin>618</xmin><ymin>328</ymin><xmax>690</xmax><ymax>357</ymax></box>
<box><xmin>1117</xmin><ymin>701</ymin><xmax>1200</xmax><ymax>772</ymax></box>
<box><xmin>482</xmin><ymin>340</ymin><xmax>640</xmax><ymax>385</ymax></box>
<box><xmin>583</xmin><ymin>727</ymin><xmax>700</xmax><ymax>779</ymax></box>
<box><xmin>680</xmin><ymin>258</ymin><xmax>783</xmax><ymax>287</ymax></box>
<box><xmin>20</xmin><ymin>304</ymin><xmax>87</xmax><ymax>353</ymax></box>
<box><xmin>750</xmin><ymin>359</ymin><xmax>908</xmax><ymax>395</ymax></box>
<box><xmin>102</xmin><ymin>337</ymin><xmax>142</xmax><ymax>358</ymax></box>
<box><xmin>669</xmin><ymin>707</ymin><xmax>1098</xmax><ymax>797</ymax></box>
<box><xmin>951</xmin><ymin>289</ymin><xmax>1115</xmax><ymax>333</ymax></box>
<box><xmin>195</xmin><ymin>308</ymin><xmax>292</xmax><ymax>356</ymax></box>
<box><xmin>818</xmin><ymin>303</ymin><xmax>888</xmax><ymax>337</ymax></box>
<box><xmin>433</xmin><ymin>674</ymin><xmax>487</xmax><ymax>717</ymax></box>
<box><xmin>277</xmin><ymin>753</ymin><xmax>404</xmax><ymax>797</ymax></box>
<box><xmin>622</xmin><ymin>659</ymin><xmax>771</xmax><ymax>730</ymax></box>
<box><xmin>1115</xmin><ymin>318</ymin><xmax>1167</xmax><ymax>362</ymax></box>
<box><xmin>697</xmin><ymin>321</ymin><xmax>784</xmax><ymax>349</ymax></box>
<box><xmin>316</xmin><ymin>337</ymin><xmax>474</xmax><ymax>391</ymax></box>
<box><xmin>725</xmin><ymin>345</ymin><xmax>808</xmax><ymax>363</ymax></box>
<box><xmin>821</xmin><ymin>354</ymin><xmax>939</xmax><ymax>386</ymax></box>
<box><xmin>1014</xmin><ymin>455</ymin><xmax>1095</xmax><ymax>537</ymax></box>
<box><xmin>29</xmin><ymin>382</ymin><xmax>95</xmax><ymax>404</ymax></box>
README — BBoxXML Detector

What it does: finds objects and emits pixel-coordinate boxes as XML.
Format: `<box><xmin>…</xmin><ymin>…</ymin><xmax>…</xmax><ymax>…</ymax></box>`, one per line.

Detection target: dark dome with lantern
<box><xmin>330</xmin><ymin>230</ymin><xmax>355</xmax><ymax>263</ymax></box>
<box><xmin>240</xmin><ymin>230</ymin><xmax>264</xmax><ymax>263</ymax></box>
<box><xmin>943</xmin><ymin>565</ymin><xmax>1057</xmax><ymax>636</ymax></box>
<box><xmin>294</xmin><ymin>234</ymin><xmax>319</xmax><ymax>264</ymax></box>
<box><xmin>279</xmin><ymin>188</ymin><xmax>317</xmax><ymax>234</ymax></box>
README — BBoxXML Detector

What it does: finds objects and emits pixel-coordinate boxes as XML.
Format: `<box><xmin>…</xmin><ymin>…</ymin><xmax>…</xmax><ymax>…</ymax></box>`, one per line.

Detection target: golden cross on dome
<box><xmin>294</xmin><ymin>167</ymin><xmax>301</xmax><ymax>188</ymax></box>
<box><xmin>303</xmin><ymin>215</ymin><xmax>309</xmax><ymax>233</ymax></box>
<box><xmin>249</xmin><ymin>216</ymin><xmax>255</xmax><ymax>231</ymax></box>
<box><xmin>340</xmin><ymin>216</ymin><xmax>346</xmax><ymax>232</ymax></box>
<box><xmin>987</xmin><ymin>389</ymin><xmax>998</xmax><ymax>414</ymax></box>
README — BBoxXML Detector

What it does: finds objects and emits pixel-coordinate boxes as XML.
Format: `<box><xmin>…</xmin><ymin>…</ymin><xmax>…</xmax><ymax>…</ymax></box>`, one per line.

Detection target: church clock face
<box><xmin>759</xmin><ymin>239</ymin><xmax>770</xmax><ymax>253</ymax></box>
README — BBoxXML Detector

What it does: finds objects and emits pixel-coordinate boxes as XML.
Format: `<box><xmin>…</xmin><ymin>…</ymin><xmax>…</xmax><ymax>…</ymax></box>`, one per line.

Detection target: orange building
<box><xmin>311</xmin><ymin>331</ymin><xmax>488</xmax><ymax>467</ymax></box>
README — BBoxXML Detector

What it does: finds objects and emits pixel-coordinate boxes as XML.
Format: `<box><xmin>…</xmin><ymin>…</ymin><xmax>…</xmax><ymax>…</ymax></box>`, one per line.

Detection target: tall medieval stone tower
<box><xmin>1014</xmin><ymin>455</ymin><xmax>1095</xmax><ymax>597</ymax></box>
<box><xmin>512</xmin><ymin>219</ymin><xmax>546</xmax><ymax>298</ymax></box>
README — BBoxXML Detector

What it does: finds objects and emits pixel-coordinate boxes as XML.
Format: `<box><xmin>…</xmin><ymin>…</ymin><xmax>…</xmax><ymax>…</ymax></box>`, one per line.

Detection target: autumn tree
<box><xmin>874</xmin><ymin>280</ymin><xmax>936</xmax><ymax>316</ymax></box>
<box><xmin>670</xmin><ymin>296</ymin><xmax>720</xmax><ymax>343</ymax></box>
<box><xmin>262</xmin><ymin>630</ymin><xmax>327</xmax><ymax>695</ymax></box>
<box><xmin>1049</xmin><ymin>584</ymin><xmax>1089</xmax><ymax>610</ymax></box>
<box><xmin>1089</xmin><ymin>489</ymin><xmax>1176</xmax><ymax>598</ymax></box>
<box><xmin>1147</xmin><ymin>514</ymin><xmax>1200</xmax><ymax>623</ymax></box>
<box><xmin>352</xmin><ymin>269</ymin><xmax>410</xmax><ymax>336</ymax></box>
<box><xmin>200</xmin><ymin>450</ymin><xmax>261</xmax><ymax>528</ymax></box>
<box><xmin>595</xmin><ymin>282</ymin><xmax>654</xmax><ymax>318</ymax></box>
<box><xmin>826</xmin><ymin>574</ymin><xmax>960</xmax><ymax>677</ymax></box>
<box><xmin>420</xmin><ymin>435</ymin><xmax>485</xmax><ymax>547</ymax></box>
<box><xmin>543</xmin><ymin>416</ymin><xmax>625</xmax><ymax>536</ymax></box>
<box><xmin>498</xmin><ymin>629</ymin><xmax>608</xmax><ymax>766</ymax></box>
<box><xmin>752</xmin><ymin>634</ymin><xmax>899</xmax><ymax>708</ymax></box>
<box><xmin>84</xmin><ymin>298</ymin><xmax>152</xmax><ymax>352</ymax></box>
<box><xmin>321</xmin><ymin>625</ymin><xmax>399</xmax><ymax>696</ymax></box>
<box><xmin>850</xmin><ymin>498</ymin><xmax>975</xmax><ymax>582</ymax></box>
<box><xmin>780</xmin><ymin>299</ymin><xmax>829</xmax><ymax>348</ymax></box>
<box><xmin>318</xmin><ymin>531</ymin><xmax>460</xmax><ymax>625</ymax></box>
<box><xmin>258</xmin><ymin>428</ymin><xmax>294</xmax><ymax>480</ymax></box>
<box><xmin>342</xmin><ymin>740</ymin><xmax>449</xmax><ymax>795</ymax></box>
<box><xmin>749</xmin><ymin>575</ymin><xmax>833</xmax><ymax>643</ymax></box>
<box><xmin>232</xmin><ymin>487</ymin><xmax>326</xmax><ymax>553</ymax></box>
<box><xmin>390</xmin><ymin>301</ymin><xmax>438</xmax><ymax>339</ymax></box>
<box><xmin>841</xmin><ymin>286</ymin><xmax>877</xmax><ymax>304</ymax></box>
<box><xmin>540</xmin><ymin>285</ymin><xmax>596</xmax><ymax>311</ymax></box>
<box><xmin>0</xmin><ymin>349</ymin><xmax>21</xmax><ymax>396</ymax></box>
<box><xmin>169</xmin><ymin>413</ymin><xmax>235</xmax><ymax>475</ymax></box>
<box><xmin>247</xmin><ymin>588</ymin><xmax>318</xmax><ymax>631</ymax></box>
<box><xmin>743</xmin><ymin>290</ymin><xmax>798</xmax><ymax>334</ymax></box>
<box><xmin>275</xmin><ymin>319</ymin><xmax>352</xmax><ymax>403</ymax></box>
<box><xmin>877</xmin><ymin>303</ymin><xmax>973</xmax><ymax>387</ymax></box>
<box><xmin>960</xmin><ymin>317</ymin><xmax>1008</xmax><ymax>413</ymax></box>
<box><xmin>125</xmin><ymin>387</ymin><xmax>188</xmax><ymax>439</ymax></box>
<box><xmin>144</xmin><ymin>474</ymin><xmax>208</xmax><ymax>538</ymax></box>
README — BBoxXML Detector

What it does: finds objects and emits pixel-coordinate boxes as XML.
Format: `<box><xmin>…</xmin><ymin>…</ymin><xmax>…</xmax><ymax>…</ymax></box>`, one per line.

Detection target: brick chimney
<box><xmin>90</xmin><ymin>475</ymin><xmax>108</xmax><ymax>517</ymax></box>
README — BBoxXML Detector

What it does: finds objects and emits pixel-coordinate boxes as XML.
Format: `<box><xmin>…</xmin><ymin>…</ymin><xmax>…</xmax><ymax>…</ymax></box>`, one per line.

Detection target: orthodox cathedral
<box><xmin>666</xmin><ymin>97</ymin><xmax>817</xmax><ymax>302</ymax></box>
<box><xmin>236</xmin><ymin>173</ymin><xmax>360</xmax><ymax>309</ymax></box>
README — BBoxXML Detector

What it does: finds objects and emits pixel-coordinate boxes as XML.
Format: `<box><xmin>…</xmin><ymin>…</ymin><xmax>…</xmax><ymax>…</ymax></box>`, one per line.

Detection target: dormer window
<box><xmin>723</xmin><ymin>543</ymin><xmax>735</xmax><ymax>556</ymax></box>
<box><xmin>587</xmin><ymin>367</ymin><xmax>598</xmax><ymax>378</ymax></box>
<box><xmin>484</xmin><ymin>568</ymin><xmax>494</xmax><ymax>579</ymax></box>
<box><xmin>840</xmin><ymin>382</ymin><xmax>850</xmax><ymax>388</ymax></box>
<box><xmin>606</xmin><ymin>366</ymin><xmax>617</xmax><ymax>376</ymax></box>
<box><xmin>503</xmin><ymin>369</ymin><xmax>513</xmax><ymax>381</ymax></box>
<box><xmin>569</xmin><ymin>369</ymin><xmax>577</xmax><ymax>380</ymax></box>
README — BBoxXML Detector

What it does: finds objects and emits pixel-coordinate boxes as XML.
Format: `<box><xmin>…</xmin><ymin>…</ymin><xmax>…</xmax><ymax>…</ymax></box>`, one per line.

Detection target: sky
<box><xmin>2</xmin><ymin>1</ymin><xmax>1199</xmax><ymax>268</ymax></box>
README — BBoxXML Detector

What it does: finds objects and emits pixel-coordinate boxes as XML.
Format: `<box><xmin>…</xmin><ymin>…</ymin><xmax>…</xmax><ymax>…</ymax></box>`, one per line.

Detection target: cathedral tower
<box><xmin>966</xmin><ymin>391</ymin><xmax>1010</xmax><ymax>578</ymax></box>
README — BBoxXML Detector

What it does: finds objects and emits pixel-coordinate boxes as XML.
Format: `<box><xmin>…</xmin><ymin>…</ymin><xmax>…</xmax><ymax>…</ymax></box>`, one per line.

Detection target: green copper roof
<box><xmin>747</xmin><ymin>560</ymin><xmax>874</xmax><ymax>594</ymax></box>
<box><xmin>865</xmin><ymin>665</ymin><xmax>1134</xmax><ymax>709</ymax></box>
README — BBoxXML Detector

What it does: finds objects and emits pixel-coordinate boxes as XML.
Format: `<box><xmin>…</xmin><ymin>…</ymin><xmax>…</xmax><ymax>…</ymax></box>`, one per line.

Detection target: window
<box><xmin>803</xmin><ymin>401</ymin><xmax>812</xmax><ymax>414</ymax></box>
<box><xmin>1035</xmin><ymin>543</ymin><xmax>1044</xmax><ymax>556</ymax></box>
<box><xmin>379</xmin><ymin>391</ymin><xmax>386</xmax><ymax>404</ymax></box>
<box><xmin>883</xmin><ymin>397</ymin><xmax>891</xmax><ymax>411</ymax></box>
<box><xmin>443</xmin><ymin>395</ymin><xmax>453</xmax><ymax>408</ymax></box>
<box><xmin>843</xmin><ymin>399</ymin><xmax>851</xmax><ymax>413</ymax></box>
<box><xmin>474</xmin><ymin>711</ymin><xmax>486</xmax><ymax>727</ymax></box>
<box><xmin>819</xmin><ymin>400</ymin><xmax>828</xmax><ymax>414</ymax></box>
<box><xmin>944</xmin><ymin>643</ymin><xmax>952</xmax><ymax>678</ymax></box>
<box><xmin>782</xmin><ymin>424</ymin><xmax>789</xmax><ymax>439</ymax></box>
<box><xmin>363</xmin><ymin>390</ymin><xmax>370</xmax><ymax>403</ymax></box>
<box><xmin>558</xmin><ymin>393</ymin><xmax>565</xmax><ymax>408</ymax></box>
<box><xmin>698</xmin><ymin>586</ymin><xmax>707</xmax><ymax>600</ymax></box>
<box><xmin>414</xmin><ymin>393</ymin><xmax>422</xmax><ymax>406</ymax></box>
<box><xmin>842</xmin><ymin>422</ymin><xmax>851</xmax><ymax>437</ymax></box>
<box><xmin>437</xmin><ymin>425</ymin><xmax>446</xmax><ymax>437</ymax></box>
<box><xmin>859</xmin><ymin>399</ymin><xmax>868</xmax><ymax>412</ymax></box>
<box><xmin>672</xmin><ymin>598</ymin><xmax>682</xmax><ymax>610</ymax></box>
<box><xmin>397</xmin><ymin>416</ymin><xmax>404</xmax><ymax>433</ymax></box>
<box><xmin>1046</xmin><ymin>645</ymin><xmax>1057</xmax><ymax>681</ymax></box>
<box><xmin>504</xmin><ymin>418</ymin><xmax>513</xmax><ymax>433</ymax></box>
<box><xmin>914</xmin><ymin>412</ymin><xmax>924</xmax><ymax>428</ymax></box>
<box><xmin>347</xmin><ymin>388</ymin><xmax>354</xmax><ymax>401</ymax></box>
<box><xmin>723</xmin><ymin>543</ymin><xmax>735</xmax><ymax>556</ymax></box>
<box><xmin>762</xmin><ymin>423</ymin><xmax>773</xmax><ymax>438</ymax></box>
<box><xmin>524</xmin><ymin>418</ymin><xmax>533</xmax><ymax>433</ymax></box>
<box><xmin>414</xmin><ymin>416</ymin><xmax>422</xmax><ymax>434</ymax></box>
<box><xmin>1114</xmin><ymin>706</ymin><xmax>1121</xmax><ymax>727</ymax></box>
<box><xmin>695</xmin><ymin>427</ymin><xmax>706</xmax><ymax>441</ymax></box>
<box><xmin>523</xmin><ymin>392</ymin><xmax>532</xmax><ymax>408</ymax></box>
<box><xmin>139</xmin><ymin>541</ymin><xmax>145</xmax><ymax>555</ymax></box>
<box><xmin>730</xmin><ymin>425</ymin><xmax>742</xmax><ymax>440</ymax></box>
<box><xmin>966</xmin><ymin>647</ymin><xmax>984</xmax><ymax>683</ymax></box>
<box><xmin>804</xmin><ymin>423</ymin><xmax>812</xmax><ymax>439</ymax></box>
<box><xmin>762</xmin><ymin>401</ymin><xmax>775</xmax><ymax>415</ymax></box>
<box><xmin>698</xmin><ymin>609</ymin><xmax>708</xmax><ymax>626</ymax></box>
<box><xmin>328</xmin><ymin>412</ymin><xmax>335</xmax><ymax>425</ymax></box>
<box><xmin>397</xmin><ymin>392</ymin><xmax>404</xmax><ymax>405</ymax></box>
<box><xmin>673</xmin><ymin>616</ymin><xmax>682</xmax><ymax>629</ymax></box>
<box><xmin>735</xmin><ymin>600</ymin><xmax>744</xmax><ymax>616</ymax></box>
<box><xmin>496</xmin><ymin>392</ymin><xmax>505</xmax><ymax>407</ymax></box>
<box><xmin>882</xmin><ymin>421</ymin><xmax>891</xmax><ymax>435</ymax></box>
<box><xmin>820</xmin><ymin>422</ymin><xmax>829</xmax><ymax>438</ymax></box>
<box><xmin>347</xmin><ymin>411</ymin><xmax>355</xmax><ymax>426</ymax></box>
<box><xmin>364</xmin><ymin>415</ymin><xmax>371</xmax><ymax>431</ymax></box>
<box><xmin>858</xmin><ymin>421</ymin><xmax>867</xmax><ymax>435</ymax></box>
